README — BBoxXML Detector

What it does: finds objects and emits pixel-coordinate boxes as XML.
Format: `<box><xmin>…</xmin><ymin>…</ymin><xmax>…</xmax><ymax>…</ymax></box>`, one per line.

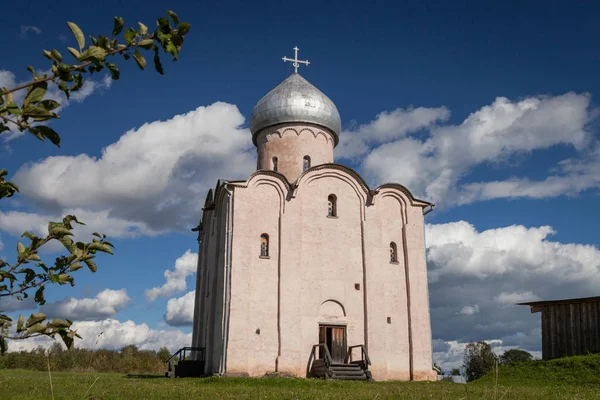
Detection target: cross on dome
<box><xmin>282</xmin><ymin>46</ymin><xmax>310</xmax><ymax>73</ymax></box>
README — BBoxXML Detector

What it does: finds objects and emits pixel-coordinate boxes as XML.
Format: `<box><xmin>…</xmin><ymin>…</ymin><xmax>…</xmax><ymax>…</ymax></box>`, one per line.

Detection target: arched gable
<box><xmin>231</xmin><ymin>171</ymin><xmax>290</xmax><ymax>214</ymax></box>
<box><xmin>374</xmin><ymin>183</ymin><xmax>432</xmax><ymax>208</ymax></box>
<box><xmin>374</xmin><ymin>189</ymin><xmax>410</xmax><ymax>225</ymax></box>
<box><xmin>295</xmin><ymin>164</ymin><xmax>370</xmax><ymax>221</ymax></box>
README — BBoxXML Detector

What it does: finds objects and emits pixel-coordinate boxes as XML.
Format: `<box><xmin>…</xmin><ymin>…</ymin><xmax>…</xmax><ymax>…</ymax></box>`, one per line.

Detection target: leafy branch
<box><xmin>0</xmin><ymin>10</ymin><xmax>190</xmax><ymax>353</ymax></box>
<box><xmin>0</xmin><ymin>216</ymin><xmax>114</xmax><ymax>353</ymax></box>
<box><xmin>0</xmin><ymin>10</ymin><xmax>189</xmax><ymax>144</ymax></box>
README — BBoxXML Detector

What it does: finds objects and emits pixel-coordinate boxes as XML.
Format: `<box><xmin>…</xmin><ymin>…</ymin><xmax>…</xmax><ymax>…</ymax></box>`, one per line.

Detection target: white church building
<box><xmin>191</xmin><ymin>50</ymin><xmax>436</xmax><ymax>381</ymax></box>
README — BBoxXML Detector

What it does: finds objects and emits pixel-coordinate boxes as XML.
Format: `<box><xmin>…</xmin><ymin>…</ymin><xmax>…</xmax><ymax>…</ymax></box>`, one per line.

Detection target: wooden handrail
<box><xmin>307</xmin><ymin>343</ymin><xmax>334</xmax><ymax>377</ymax></box>
<box><xmin>347</xmin><ymin>344</ymin><xmax>371</xmax><ymax>366</ymax></box>
<box><xmin>166</xmin><ymin>346</ymin><xmax>205</xmax><ymax>372</ymax></box>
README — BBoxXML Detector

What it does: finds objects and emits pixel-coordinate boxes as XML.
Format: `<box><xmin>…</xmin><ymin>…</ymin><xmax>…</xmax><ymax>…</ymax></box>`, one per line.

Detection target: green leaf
<box><xmin>39</xmin><ymin>99</ymin><xmax>60</xmax><ymax>111</ymax></box>
<box><xmin>67</xmin><ymin>47</ymin><xmax>81</xmax><ymax>58</ymax></box>
<box><xmin>69</xmin><ymin>262</ymin><xmax>82</xmax><ymax>272</ymax></box>
<box><xmin>34</xmin><ymin>286</ymin><xmax>46</xmax><ymax>305</ymax></box>
<box><xmin>28</xmin><ymin>126</ymin><xmax>61</xmax><ymax>147</ymax></box>
<box><xmin>22</xmin><ymin>105</ymin><xmax>55</xmax><ymax>119</ymax></box>
<box><xmin>77</xmin><ymin>46</ymin><xmax>107</xmax><ymax>62</ymax></box>
<box><xmin>124</xmin><ymin>28</ymin><xmax>137</xmax><ymax>45</ymax></box>
<box><xmin>49</xmin><ymin>226</ymin><xmax>72</xmax><ymax>237</ymax></box>
<box><xmin>58</xmin><ymin>329</ymin><xmax>75</xmax><ymax>350</ymax></box>
<box><xmin>166</xmin><ymin>10</ymin><xmax>179</xmax><ymax>25</ymax></box>
<box><xmin>97</xmin><ymin>35</ymin><xmax>109</xmax><ymax>50</ymax></box>
<box><xmin>106</xmin><ymin>63</ymin><xmax>120</xmax><ymax>80</ymax></box>
<box><xmin>6</xmin><ymin>101</ymin><xmax>20</xmax><ymax>116</ymax></box>
<box><xmin>57</xmin><ymin>274</ymin><xmax>74</xmax><ymax>285</ymax></box>
<box><xmin>165</xmin><ymin>41</ymin><xmax>179</xmax><ymax>60</ymax></box>
<box><xmin>88</xmin><ymin>242</ymin><xmax>113</xmax><ymax>255</ymax></box>
<box><xmin>27</xmin><ymin>253</ymin><xmax>41</xmax><ymax>261</ymax></box>
<box><xmin>67</xmin><ymin>21</ymin><xmax>85</xmax><ymax>51</ymax></box>
<box><xmin>17</xmin><ymin>242</ymin><xmax>25</xmax><ymax>255</ymax></box>
<box><xmin>51</xmin><ymin>49</ymin><xmax>63</xmax><ymax>63</ymax></box>
<box><xmin>92</xmin><ymin>232</ymin><xmax>102</xmax><ymax>238</ymax></box>
<box><xmin>27</xmin><ymin>322</ymin><xmax>47</xmax><ymax>334</ymax></box>
<box><xmin>138</xmin><ymin>22</ymin><xmax>148</xmax><ymax>35</ymax></box>
<box><xmin>23</xmin><ymin>82</ymin><xmax>48</xmax><ymax>108</ymax></box>
<box><xmin>26</xmin><ymin>312</ymin><xmax>46</xmax><ymax>327</ymax></box>
<box><xmin>178</xmin><ymin>22</ymin><xmax>191</xmax><ymax>36</ymax></box>
<box><xmin>71</xmin><ymin>74</ymin><xmax>83</xmax><ymax>92</ymax></box>
<box><xmin>16</xmin><ymin>314</ymin><xmax>25</xmax><ymax>332</ymax></box>
<box><xmin>157</xmin><ymin>17</ymin><xmax>171</xmax><ymax>33</ymax></box>
<box><xmin>137</xmin><ymin>38</ymin><xmax>154</xmax><ymax>49</ymax></box>
<box><xmin>43</xmin><ymin>50</ymin><xmax>53</xmax><ymax>60</ymax></box>
<box><xmin>84</xmin><ymin>259</ymin><xmax>97</xmax><ymax>273</ymax></box>
<box><xmin>49</xmin><ymin>318</ymin><xmax>71</xmax><ymax>328</ymax></box>
<box><xmin>132</xmin><ymin>49</ymin><xmax>146</xmax><ymax>70</ymax></box>
<box><xmin>112</xmin><ymin>16</ymin><xmax>124</xmax><ymax>36</ymax></box>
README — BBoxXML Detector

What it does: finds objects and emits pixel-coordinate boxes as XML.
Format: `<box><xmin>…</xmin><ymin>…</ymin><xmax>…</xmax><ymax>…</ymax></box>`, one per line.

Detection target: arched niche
<box><xmin>319</xmin><ymin>299</ymin><xmax>346</xmax><ymax>318</ymax></box>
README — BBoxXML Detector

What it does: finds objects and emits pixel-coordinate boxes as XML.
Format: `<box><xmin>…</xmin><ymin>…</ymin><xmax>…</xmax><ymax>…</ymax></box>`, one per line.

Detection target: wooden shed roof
<box><xmin>518</xmin><ymin>296</ymin><xmax>600</xmax><ymax>313</ymax></box>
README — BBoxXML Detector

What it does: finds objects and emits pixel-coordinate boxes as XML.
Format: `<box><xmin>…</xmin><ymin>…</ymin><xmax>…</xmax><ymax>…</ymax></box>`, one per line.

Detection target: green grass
<box><xmin>476</xmin><ymin>353</ymin><xmax>600</xmax><ymax>387</ymax></box>
<box><xmin>1</xmin><ymin>367</ymin><xmax>599</xmax><ymax>400</ymax></box>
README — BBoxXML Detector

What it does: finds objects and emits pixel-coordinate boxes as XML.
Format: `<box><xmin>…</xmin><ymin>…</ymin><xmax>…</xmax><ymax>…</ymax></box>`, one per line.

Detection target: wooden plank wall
<box><xmin>542</xmin><ymin>301</ymin><xmax>600</xmax><ymax>360</ymax></box>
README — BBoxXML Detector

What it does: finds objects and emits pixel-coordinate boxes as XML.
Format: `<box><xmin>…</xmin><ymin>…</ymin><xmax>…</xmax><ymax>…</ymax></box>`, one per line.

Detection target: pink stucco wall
<box><xmin>255</xmin><ymin>123</ymin><xmax>335</xmax><ymax>182</ymax></box>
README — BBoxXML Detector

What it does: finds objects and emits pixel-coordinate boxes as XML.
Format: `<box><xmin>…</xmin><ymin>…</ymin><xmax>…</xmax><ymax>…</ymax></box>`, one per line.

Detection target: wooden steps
<box><xmin>329</xmin><ymin>363</ymin><xmax>370</xmax><ymax>380</ymax></box>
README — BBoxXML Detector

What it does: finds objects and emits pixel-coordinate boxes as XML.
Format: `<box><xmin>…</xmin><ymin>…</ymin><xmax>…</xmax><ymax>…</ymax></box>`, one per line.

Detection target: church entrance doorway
<box><xmin>319</xmin><ymin>324</ymin><xmax>347</xmax><ymax>363</ymax></box>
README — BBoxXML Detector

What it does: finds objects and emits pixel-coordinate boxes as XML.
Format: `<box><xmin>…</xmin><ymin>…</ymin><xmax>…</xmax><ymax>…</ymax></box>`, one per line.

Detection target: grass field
<box><xmin>1</xmin><ymin>367</ymin><xmax>599</xmax><ymax>400</ymax></box>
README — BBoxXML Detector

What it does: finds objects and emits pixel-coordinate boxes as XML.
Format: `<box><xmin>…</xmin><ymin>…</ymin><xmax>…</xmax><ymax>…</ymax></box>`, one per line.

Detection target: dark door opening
<box><xmin>319</xmin><ymin>325</ymin><xmax>347</xmax><ymax>363</ymax></box>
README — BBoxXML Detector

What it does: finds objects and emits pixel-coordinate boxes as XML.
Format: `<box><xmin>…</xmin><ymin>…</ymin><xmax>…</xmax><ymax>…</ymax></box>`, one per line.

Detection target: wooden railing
<box><xmin>166</xmin><ymin>346</ymin><xmax>205</xmax><ymax>373</ymax></box>
<box><xmin>345</xmin><ymin>344</ymin><xmax>371</xmax><ymax>367</ymax></box>
<box><xmin>306</xmin><ymin>343</ymin><xmax>333</xmax><ymax>377</ymax></box>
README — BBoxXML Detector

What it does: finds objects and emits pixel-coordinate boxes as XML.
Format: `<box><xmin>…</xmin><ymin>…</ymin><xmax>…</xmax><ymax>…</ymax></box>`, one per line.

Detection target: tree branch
<box><xmin>0</xmin><ymin>114</ymin><xmax>25</xmax><ymax>130</ymax></box>
<box><xmin>2</xmin><ymin>45</ymin><xmax>136</xmax><ymax>96</ymax></box>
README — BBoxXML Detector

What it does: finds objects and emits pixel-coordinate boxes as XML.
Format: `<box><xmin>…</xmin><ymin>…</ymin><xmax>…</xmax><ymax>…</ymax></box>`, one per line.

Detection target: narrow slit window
<box><xmin>260</xmin><ymin>234</ymin><xmax>269</xmax><ymax>257</ymax></box>
<box><xmin>303</xmin><ymin>155</ymin><xmax>311</xmax><ymax>172</ymax></box>
<box><xmin>272</xmin><ymin>157</ymin><xmax>278</xmax><ymax>172</ymax></box>
<box><xmin>390</xmin><ymin>242</ymin><xmax>398</xmax><ymax>263</ymax></box>
<box><xmin>327</xmin><ymin>194</ymin><xmax>337</xmax><ymax>217</ymax></box>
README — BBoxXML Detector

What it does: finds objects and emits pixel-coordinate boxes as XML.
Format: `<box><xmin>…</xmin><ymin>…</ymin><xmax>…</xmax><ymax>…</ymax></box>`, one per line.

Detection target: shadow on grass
<box><xmin>126</xmin><ymin>374</ymin><xmax>166</xmax><ymax>379</ymax></box>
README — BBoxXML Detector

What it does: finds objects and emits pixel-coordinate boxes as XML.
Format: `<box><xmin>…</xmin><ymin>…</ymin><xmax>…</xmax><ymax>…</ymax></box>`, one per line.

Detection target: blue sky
<box><xmin>1</xmin><ymin>0</ymin><xmax>600</xmax><ymax>369</ymax></box>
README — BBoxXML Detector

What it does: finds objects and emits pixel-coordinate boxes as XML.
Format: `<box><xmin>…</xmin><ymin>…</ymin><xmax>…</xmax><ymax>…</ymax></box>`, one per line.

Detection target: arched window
<box><xmin>327</xmin><ymin>194</ymin><xmax>337</xmax><ymax>217</ymax></box>
<box><xmin>390</xmin><ymin>242</ymin><xmax>398</xmax><ymax>263</ymax></box>
<box><xmin>303</xmin><ymin>155</ymin><xmax>311</xmax><ymax>172</ymax></box>
<box><xmin>272</xmin><ymin>157</ymin><xmax>278</xmax><ymax>172</ymax></box>
<box><xmin>260</xmin><ymin>234</ymin><xmax>269</xmax><ymax>257</ymax></box>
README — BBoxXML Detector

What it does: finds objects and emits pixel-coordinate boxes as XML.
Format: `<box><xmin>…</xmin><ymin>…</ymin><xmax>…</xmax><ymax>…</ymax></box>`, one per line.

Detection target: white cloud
<box><xmin>427</xmin><ymin>220</ymin><xmax>600</xmax><ymax>357</ymax></box>
<box><xmin>69</xmin><ymin>75</ymin><xmax>112</xmax><ymax>103</ymax></box>
<box><xmin>12</xmin><ymin>102</ymin><xmax>255</xmax><ymax>232</ymax></box>
<box><xmin>494</xmin><ymin>291</ymin><xmax>540</xmax><ymax>305</ymax></box>
<box><xmin>0</xmin><ymin>70</ymin><xmax>16</xmax><ymax>89</ymax></box>
<box><xmin>20</xmin><ymin>26</ymin><xmax>42</xmax><ymax>38</ymax></box>
<box><xmin>426</xmin><ymin>221</ymin><xmax>600</xmax><ymax>283</ymax></box>
<box><xmin>0</xmin><ymin>296</ymin><xmax>36</xmax><ymax>313</ymax></box>
<box><xmin>164</xmin><ymin>290</ymin><xmax>195</xmax><ymax>326</ymax></box>
<box><xmin>146</xmin><ymin>250</ymin><xmax>198</xmax><ymax>301</ymax></box>
<box><xmin>337</xmin><ymin>106</ymin><xmax>449</xmax><ymax>159</ymax></box>
<box><xmin>350</xmin><ymin>93</ymin><xmax>594</xmax><ymax>206</ymax></box>
<box><xmin>41</xmin><ymin>289</ymin><xmax>130</xmax><ymax>320</ymax></box>
<box><xmin>0</xmin><ymin>209</ymin><xmax>162</xmax><ymax>240</ymax></box>
<box><xmin>7</xmin><ymin>318</ymin><xmax>191</xmax><ymax>353</ymax></box>
<box><xmin>457</xmin><ymin>305</ymin><xmax>479</xmax><ymax>315</ymax></box>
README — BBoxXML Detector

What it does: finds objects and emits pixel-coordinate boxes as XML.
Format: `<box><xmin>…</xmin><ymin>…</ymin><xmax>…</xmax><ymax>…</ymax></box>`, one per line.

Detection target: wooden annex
<box><xmin>519</xmin><ymin>296</ymin><xmax>600</xmax><ymax>360</ymax></box>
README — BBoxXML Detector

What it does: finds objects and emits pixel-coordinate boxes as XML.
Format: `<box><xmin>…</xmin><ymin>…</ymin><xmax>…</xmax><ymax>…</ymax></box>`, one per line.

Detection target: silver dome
<box><xmin>250</xmin><ymin>73</ymin><xmax>341</xmax><ymax>145</ymax></box>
